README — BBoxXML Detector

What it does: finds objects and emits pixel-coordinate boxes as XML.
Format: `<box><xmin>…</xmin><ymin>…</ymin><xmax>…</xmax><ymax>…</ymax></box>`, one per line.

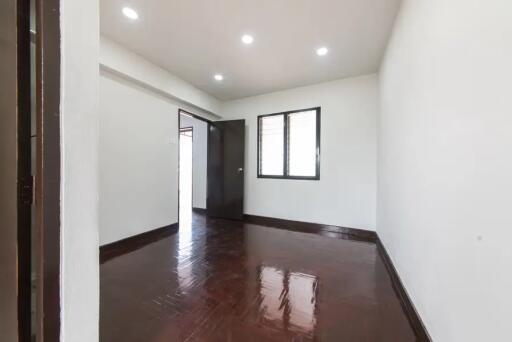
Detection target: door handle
<box><xmin>238</xmin><ymin>168</ymin><xmax>243</xmax><ymax>173</ymax></box>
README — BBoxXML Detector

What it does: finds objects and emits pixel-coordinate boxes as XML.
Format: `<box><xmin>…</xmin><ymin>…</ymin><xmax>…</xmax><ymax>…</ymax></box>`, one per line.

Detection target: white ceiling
<box><xmin>100</xmin><ymin>0</ymin><xmax>400</xmax><ymax>101</ymax></box>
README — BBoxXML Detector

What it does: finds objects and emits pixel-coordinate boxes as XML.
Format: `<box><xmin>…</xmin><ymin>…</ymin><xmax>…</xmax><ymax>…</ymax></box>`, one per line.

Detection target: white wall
<box><xmin>99</xmin><ymin>39</ymin><xmax>220</xmax><ymax>245</ymax></box>
<box><xmin>379</xmin><ymin>0</ymin><xmax>512</xmax><ymax>341</ymax></box>
<box><xmin>180</xmin><ymin>115</ymin><xmax>208</xmax><ymax>209</ymax></box>
<box><xmin>100</xmin><ymin>70</ymin><xmax>184</xmax><ymax>245</ymax></box>
<box><xmin>98</xmin><ymin>36</ymin><xmax>222</xmax><ymax>246</ymax></box>
<box><xmin>222</xmin><ymin>75</ymin><xmax>378</xmax><ymax>230</ymax></box>
<box><xmin>60</xmin><ymin>0</ymin><xmax>100</xmax><ymax>340</ymax></box>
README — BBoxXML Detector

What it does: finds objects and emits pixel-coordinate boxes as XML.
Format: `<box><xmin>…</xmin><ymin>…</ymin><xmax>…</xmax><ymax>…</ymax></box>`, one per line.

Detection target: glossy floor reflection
<box><xmin>100</xmin><ymin>212</ymin><xmax>417</xmax><ymax>341</ymax></box>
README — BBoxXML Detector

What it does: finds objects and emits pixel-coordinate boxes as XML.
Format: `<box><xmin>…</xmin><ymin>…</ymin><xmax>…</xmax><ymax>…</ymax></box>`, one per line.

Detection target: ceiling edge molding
<box><xmin>100</xmin><ymin>36</ymin><xmax>223</xmax><ymax>120</ymax></box>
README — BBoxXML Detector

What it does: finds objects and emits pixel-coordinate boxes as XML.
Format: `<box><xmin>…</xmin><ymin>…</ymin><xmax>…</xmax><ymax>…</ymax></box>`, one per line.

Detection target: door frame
<box><xmin>177</xmin><ymin>109</ymin><xmax>212</xmax><ymax>223</ymax></box>
<box><xmin>1</xmin><ymin>0</ymin><xmax>61</xmax><ymax>340</ymax></box>
<box><xmin>35</xmin><ymin>0</ymin><xmax>62</xmax><ymax>339</ymax></box>
<box><xmin>17</xmin><ymin>0</ymin><xmax>32</xmax><ymax>340</ymax></box>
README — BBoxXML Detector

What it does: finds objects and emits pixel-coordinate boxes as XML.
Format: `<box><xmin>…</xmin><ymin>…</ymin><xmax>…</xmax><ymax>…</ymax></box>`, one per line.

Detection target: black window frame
<box><xmin>257</xmin><ymin>107</ymin><xmax>321</xmax><ymax>180</ymax></box>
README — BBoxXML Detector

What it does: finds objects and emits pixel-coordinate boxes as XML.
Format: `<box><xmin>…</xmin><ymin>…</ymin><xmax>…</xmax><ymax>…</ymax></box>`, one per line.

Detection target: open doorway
<box><xmin>179</xmin><ymin>127</ymin><xmax>193</xmax><ymax>224</ymax></box>
<box><xmin>178</xmin><ymin>110</ymin><xmax>210</xmax><ymax>225</ymax></box>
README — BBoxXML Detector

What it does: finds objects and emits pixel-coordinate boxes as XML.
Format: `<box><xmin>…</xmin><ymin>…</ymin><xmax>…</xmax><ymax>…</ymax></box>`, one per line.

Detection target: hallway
<box><xmin>100</xmin><ymin>212</ymin><xmax>416</xmax><ymax>341</ymax></box>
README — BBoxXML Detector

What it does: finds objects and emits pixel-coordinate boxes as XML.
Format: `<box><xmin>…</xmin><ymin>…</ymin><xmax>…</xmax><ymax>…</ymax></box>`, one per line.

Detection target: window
<box><xmin>257</xmin><ymin>107</ymin><xmax>320</xmax><ymax>180</ymax></box>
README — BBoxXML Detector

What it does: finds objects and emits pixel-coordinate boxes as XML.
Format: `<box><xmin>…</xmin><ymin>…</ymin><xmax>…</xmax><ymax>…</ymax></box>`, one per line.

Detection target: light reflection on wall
<box><xmin>259</xmin><ymin>266</ymin><xmax>318</xmax><ymax>336</ymax></box>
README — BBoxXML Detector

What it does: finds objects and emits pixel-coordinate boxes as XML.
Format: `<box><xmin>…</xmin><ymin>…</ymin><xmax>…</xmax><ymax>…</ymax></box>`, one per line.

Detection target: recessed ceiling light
<box><xmin>241</xmin><ymin>34</ymin><xmax>254</xmax><ymax>45</ymax></box>
<box><xmin>122</xmin><ymin>7</ymin><xmax>139</xmax><ymax>20</ymax></box>
<box><xmin>316</xmin><ymin>47</ymin><xmax>329</xmax><ymax>56</ymax></box>
<box><xmin>214</xmin><ymin>74</ymin><xmax>224</xmax><ymax>81</ymax></box>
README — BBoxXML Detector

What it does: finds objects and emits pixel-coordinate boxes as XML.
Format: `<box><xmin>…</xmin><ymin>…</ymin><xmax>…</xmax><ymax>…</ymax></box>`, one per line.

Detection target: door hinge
<box><xmin>20</xmin><ymin>175</ymin><xmax>34</xmax><ymax>205</ymax></box>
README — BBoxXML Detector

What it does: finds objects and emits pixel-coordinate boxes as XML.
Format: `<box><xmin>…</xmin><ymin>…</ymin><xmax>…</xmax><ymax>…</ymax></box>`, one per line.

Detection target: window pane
<box><xmin>259</xmin><ymin>115</ymin><xmax>284</xmax><ymax>176</ymax></box>
<box><xmin>288</xmin><ymin>110</ymin><xmax>317</xmax><ymax>177</ymax></box>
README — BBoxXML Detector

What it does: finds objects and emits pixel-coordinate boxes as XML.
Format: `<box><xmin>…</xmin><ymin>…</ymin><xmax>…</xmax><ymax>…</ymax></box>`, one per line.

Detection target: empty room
<box><xmin>2</xmin><ymin>0</ymin><xmax>511</xmax><ymax>341</ymax></box>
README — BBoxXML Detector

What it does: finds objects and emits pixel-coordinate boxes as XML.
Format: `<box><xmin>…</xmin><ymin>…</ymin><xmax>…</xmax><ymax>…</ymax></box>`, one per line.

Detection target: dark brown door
<box><xmin>207</xmin><ymin>120</ymin><xmax>245</xmax><ymax>220</ymax></box>
<box><xmin>1</xmin><ymin>0</ymin><xmax>31</xmax><ymax>340</ymax></box>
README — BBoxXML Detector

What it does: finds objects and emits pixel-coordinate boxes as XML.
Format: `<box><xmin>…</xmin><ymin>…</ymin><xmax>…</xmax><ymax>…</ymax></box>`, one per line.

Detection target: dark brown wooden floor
<box><xmin>100</xmin><ymin>212</ymin><xmax>417</xmax><ymax>341</ymax></box>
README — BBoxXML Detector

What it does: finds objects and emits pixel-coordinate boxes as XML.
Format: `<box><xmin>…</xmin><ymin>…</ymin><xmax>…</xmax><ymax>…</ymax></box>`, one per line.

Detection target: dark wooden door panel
<box><xmin>1</xmin><ymin>0</ymin><xmax>30</xmax><ymax>340</ymax></box>
<box><xmin>207</xmin><ymin>120</ymin><xmax>245</xmax><ymax>220</ymax></box>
